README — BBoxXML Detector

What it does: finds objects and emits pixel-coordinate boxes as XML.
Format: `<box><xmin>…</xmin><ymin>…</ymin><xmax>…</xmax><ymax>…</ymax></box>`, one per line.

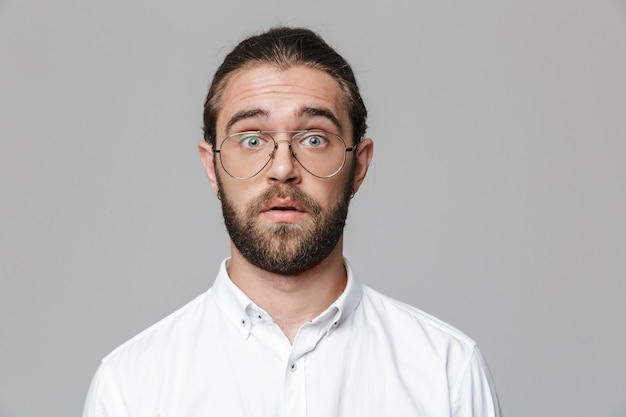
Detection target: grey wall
<box><xmin>1</xmin><ymin>1</ymin><xmax>625</xmax><ymax>416</ymax></box>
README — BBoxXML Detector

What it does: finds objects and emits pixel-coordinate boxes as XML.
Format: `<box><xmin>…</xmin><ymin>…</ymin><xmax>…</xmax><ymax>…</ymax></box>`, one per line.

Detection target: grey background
<box><xmin>1</xmin><ymin>0</ymin><xmax>625</xmax><ymax>416</ymax></box>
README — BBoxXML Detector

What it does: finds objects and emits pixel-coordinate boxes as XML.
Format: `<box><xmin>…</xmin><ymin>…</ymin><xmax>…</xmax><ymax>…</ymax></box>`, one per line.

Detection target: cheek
<box><xmin>220</xmin><ymin>178</ymin><xmax>265</xmax><ymax>210</ymax></box>
<box><xmin>309</xmin><ymin>180</ymin><xmax>349</xmax><ymax>208</ymax></box>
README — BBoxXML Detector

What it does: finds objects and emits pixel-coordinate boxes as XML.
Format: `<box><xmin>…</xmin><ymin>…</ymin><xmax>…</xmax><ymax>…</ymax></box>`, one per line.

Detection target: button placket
<box><xmin>281</xmin><ymin>355</ymin><xmax>306</xmax><ymax>417</ymax></box>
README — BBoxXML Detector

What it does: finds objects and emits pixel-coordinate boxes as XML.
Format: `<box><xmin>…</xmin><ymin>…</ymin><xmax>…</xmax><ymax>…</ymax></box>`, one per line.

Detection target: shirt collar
<box><xmin>211</xmin><ymin>259</ymin><xmax>256</xmax><ymax>338</ymax></box>
<box><xmin>318</xmin><ymin>258</ymin><xmax>363</xmax><ymax>336</ymax></box>
<box><xmin>211</xmin><ymin>258</ymin><xmax>363</xmax><ymax>339</ymax></box>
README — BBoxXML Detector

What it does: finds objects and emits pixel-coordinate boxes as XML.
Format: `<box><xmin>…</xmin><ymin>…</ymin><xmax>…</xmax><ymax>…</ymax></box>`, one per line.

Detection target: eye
<box><xmin>237</xmin><ymin>133</ymin><xmax>267</xmax><ymax>149</ymax></box>
<box><xmin>300</xmin><ymin>132</ymin><xmax>328</xmax><ymax>148</ymax></box>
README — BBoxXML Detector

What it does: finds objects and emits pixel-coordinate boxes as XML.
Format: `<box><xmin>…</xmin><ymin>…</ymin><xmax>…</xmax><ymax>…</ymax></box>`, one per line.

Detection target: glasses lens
<box><xmin>219</xmin><ymin>132</ymin><xmax>274</xmax><ymax>180</ymax></box>
<box><xmin>291</xmin><ymin>131</ymin><xmax>347</xmax><ymax>177</ymax></box>
<box><xmin>218</xmin><ymin>131</ymin><xmax>348</xmax><ymax>179</ymax></box>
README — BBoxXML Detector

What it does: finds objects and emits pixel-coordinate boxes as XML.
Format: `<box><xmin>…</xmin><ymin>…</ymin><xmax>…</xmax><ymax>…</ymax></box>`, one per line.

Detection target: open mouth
<box><xmin>259</xmin><ymin>198</ymin><xmax>309</xmax><ymax>224</ymax></box>
<box><xmin>262</xmin><ymin>198</ymin><xmax>307</xmax><ymax>213</ymax></box>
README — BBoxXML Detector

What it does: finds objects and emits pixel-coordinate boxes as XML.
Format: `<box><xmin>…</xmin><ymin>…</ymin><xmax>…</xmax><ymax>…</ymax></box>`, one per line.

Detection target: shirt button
<box><xmin>290</xmin><ymin>363</ymin><xmax>297</xmax><ymax>372</ymax></box>
<box><xmin>240</xmin><ymin>319</ymin><xmax>246</xmax><ymax>326</ymax></box>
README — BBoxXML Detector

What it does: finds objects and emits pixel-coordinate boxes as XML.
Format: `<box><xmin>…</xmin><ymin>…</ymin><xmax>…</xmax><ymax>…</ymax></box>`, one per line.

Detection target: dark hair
<box><xmin>202</xmin><ymin>26</ymin><xmax>367</xmax><ymax>147</ymax></box>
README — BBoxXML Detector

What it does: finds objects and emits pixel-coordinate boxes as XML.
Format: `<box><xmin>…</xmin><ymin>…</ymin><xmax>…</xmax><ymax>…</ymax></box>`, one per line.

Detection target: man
<box><xmin>83</xmin><ymin>27</ymin><xmax>501</xmax><ymax>416</ymax></box>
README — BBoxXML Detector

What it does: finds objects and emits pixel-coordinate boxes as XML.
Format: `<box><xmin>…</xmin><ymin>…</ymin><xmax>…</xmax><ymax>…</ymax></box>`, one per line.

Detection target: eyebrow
<box><xmin>224</xmin><ymin>106</ymin><xmax>345</xmax><ymax>136</ymax></box>
<box><xmin>298</xmin><ymin>107</ymin><xmax>343</xmax><ymax>136</ymax></box>
<box><xmin>225</xmin><ymin>109</ymin><xmax>269</xmax><ymax>134</ymax></box>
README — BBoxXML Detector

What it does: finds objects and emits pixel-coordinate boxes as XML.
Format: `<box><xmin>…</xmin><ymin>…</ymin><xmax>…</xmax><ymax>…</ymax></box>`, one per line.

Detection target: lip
<box><xmin>259</xmin><ymin>198</ymin><xmax>309</xmax><ymax>223</ymax></box>
<box><xmin>260</xmin><ymin>198</ymin><xmax>308</xmax><ymax>213</ymax></box>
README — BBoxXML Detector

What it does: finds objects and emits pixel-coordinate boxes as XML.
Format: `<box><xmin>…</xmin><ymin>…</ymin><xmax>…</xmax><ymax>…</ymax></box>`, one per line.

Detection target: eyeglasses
<box><xmin>212</xmin><ymin>130</ymin><xmax>357</xmax><ymax>180</ymax></box>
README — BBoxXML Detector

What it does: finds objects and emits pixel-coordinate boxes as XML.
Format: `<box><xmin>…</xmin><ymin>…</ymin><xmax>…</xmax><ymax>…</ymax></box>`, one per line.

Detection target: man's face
<box><xmin>202</xmin><ymin>65</ymin><xmax>360</xmax><ymax>275</ymax></box>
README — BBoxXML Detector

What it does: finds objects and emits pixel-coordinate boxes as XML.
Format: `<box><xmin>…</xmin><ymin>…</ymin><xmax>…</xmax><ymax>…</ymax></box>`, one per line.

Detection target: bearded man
<box><xmin>83</xmin><ymin>26</ymin><xmax>501</xmax><ymax>417</ymax></box>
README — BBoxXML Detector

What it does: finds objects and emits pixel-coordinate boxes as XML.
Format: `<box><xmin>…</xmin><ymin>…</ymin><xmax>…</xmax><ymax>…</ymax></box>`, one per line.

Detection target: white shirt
<box><xmin>83</xmin><ymin>259</ymin><xmax>501</xmax><ymax>417</ymax></box>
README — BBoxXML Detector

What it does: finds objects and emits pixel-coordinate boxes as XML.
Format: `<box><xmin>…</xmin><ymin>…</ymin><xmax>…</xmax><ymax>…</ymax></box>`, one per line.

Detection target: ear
<box><xmin>198</xmin><ymin>140</ymin><xmax>220</xmax><ymax>195</ymax></box>
<box><xmin>351</xmin><ymin>138</ymin><xmax>374</xmax><ymax>195</ymax></box>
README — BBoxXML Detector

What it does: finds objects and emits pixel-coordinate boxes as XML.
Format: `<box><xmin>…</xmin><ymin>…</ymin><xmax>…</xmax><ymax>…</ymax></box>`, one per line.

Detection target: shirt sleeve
<box><xmin>82</xmin><ymin>361</ymin><xmax>128</xmax><ymax>417</ymax></box>
<box><xmin>450</xmin><ymin>345</ymin><xmax>502</xmax><ymax>417</ymax></box>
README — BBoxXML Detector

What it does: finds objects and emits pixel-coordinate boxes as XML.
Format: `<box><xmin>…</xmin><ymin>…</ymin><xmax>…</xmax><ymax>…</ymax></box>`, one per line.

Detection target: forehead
<box><xmin>216</xmin><ymin>64</ymin><xmax>350</xmax><ymax>134</ymax></box>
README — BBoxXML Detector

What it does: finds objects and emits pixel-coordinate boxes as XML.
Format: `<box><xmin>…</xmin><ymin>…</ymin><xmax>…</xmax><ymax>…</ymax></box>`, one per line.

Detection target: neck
<box><xmin>227</xmin><ymin>238</ymin><xmax>347</xmax><ymax>344</ymax></box>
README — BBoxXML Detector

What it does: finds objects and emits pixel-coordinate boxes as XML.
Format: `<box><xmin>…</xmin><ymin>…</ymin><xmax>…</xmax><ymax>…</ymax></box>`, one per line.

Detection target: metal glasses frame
<box><xmin>211</xmin><ymin>130</ymin><xmax>358</xmax><ymax>180</ymax></box>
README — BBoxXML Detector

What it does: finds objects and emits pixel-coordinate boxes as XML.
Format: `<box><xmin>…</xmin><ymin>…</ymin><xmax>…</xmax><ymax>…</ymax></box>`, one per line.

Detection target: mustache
<box><xmin>247</xmin><ymin>185</ymin><xmax>322</xmax><ymax>217</ymax></box>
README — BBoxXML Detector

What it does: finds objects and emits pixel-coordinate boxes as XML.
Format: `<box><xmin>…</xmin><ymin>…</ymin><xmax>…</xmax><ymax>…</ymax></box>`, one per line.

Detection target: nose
<box><xmin>266</xmin><ymin>139</ymin><xmax>300</xmax><ymax>183</ymax></box>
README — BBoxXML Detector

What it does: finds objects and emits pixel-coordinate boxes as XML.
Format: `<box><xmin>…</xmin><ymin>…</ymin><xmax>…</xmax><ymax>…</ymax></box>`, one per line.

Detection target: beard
<box><xmin>218</xmin><ymin>175</ymin><xmax>353</xmax><ymax>276</ymax></box>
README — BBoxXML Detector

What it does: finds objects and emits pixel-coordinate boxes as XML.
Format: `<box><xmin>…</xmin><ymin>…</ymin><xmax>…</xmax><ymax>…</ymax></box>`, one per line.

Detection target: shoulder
<box><xmin>359</xmin><ymin>285</ymin><xmax>477</xmax><ymax>355</ymax></box>
<box><xmin>102</xmin><ymin>289</ymin><xmax>214</xmax><ymax>367</ymax></box>
<box><xmin>83</xmin><ymin>290</ymin><xmax>218</xmax><ymax>416</ymax></box>
<box><xmin>356</xmin><ymin>286</ymin><xmax>501</xmax><ymax>414</ymax></box>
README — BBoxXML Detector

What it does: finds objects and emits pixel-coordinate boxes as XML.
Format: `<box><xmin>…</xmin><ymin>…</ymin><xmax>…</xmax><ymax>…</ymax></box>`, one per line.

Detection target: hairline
<box><xmin>208</xmin><ymin>62</ymin><xmax>356</xmax><ymax>146</ymax></box>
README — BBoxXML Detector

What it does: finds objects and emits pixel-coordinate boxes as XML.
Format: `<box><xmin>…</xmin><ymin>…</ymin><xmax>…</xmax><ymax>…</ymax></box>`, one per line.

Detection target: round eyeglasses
<box><xmin>212</xmin><ymin>130</ymin><xmax>357</xmax><ymax>180</ymax></box>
